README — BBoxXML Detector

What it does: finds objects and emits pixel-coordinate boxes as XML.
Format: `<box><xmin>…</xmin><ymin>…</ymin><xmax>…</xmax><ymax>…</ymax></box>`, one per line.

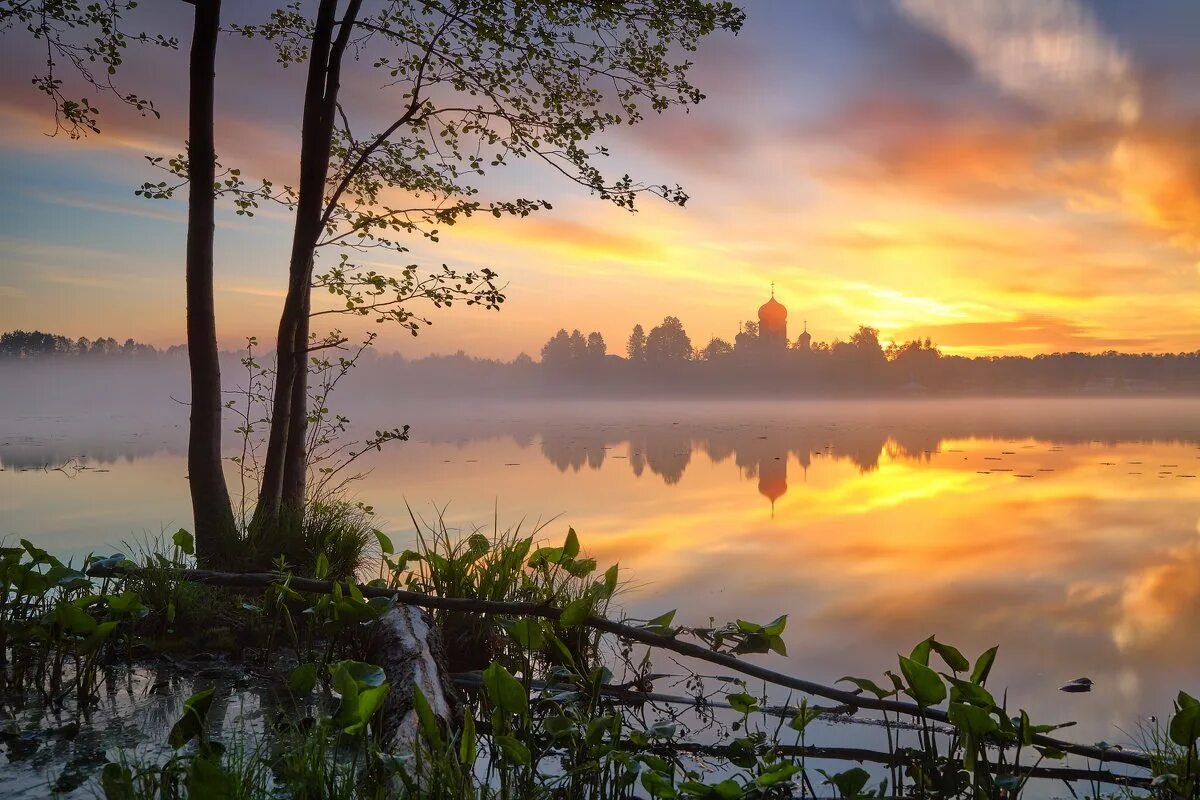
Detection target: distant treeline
<box><xmin>6</xmin><ymin>325</ymin><xmax>1200</xmax><ymax>396</ymax></box>
<box><xmin>0</xmin><ymin>330</ymin><xmax>181</xmax><ymax>359</ymax></box>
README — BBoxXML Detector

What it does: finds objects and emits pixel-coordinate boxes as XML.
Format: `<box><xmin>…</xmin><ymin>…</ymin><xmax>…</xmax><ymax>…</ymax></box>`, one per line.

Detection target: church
<box><xmin>751</xmin><ymin>285</ymin><xmax>810</xmax><ymax>352</ymax></box>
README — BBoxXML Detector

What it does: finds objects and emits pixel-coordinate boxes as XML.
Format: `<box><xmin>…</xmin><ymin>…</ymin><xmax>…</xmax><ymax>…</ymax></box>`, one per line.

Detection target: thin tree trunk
<box><xmin>255</xmin><ymin>0</ymin><xmax>361</xmax><ymax>533</ymax></box>
<box><xmin>186</xmin><ymin>0</ymin><xmax>237</xmax><ymax>563</ymax></box>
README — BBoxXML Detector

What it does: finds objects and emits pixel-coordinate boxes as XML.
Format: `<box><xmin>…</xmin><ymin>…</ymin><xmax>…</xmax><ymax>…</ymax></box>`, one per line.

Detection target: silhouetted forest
<box><xmin>4</xmin><ymin>325</ymin><xmax>1199</xmax><ymax>397</ymax></box>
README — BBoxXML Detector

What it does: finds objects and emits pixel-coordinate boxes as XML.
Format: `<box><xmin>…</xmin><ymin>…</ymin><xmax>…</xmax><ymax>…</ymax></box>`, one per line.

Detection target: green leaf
<box><xmin>288</xmin><ymin>663</ymin><xmax>317</xmax><ymax>696</ymax></box>
<box><xmin>838</xmin><ymin>676</ymin><xmax>893</xmax><ymax>699</ymax></box>
<box><xmin>459</xmin><ymin>713</ymin><xmax>477</xmax><ymax>765</ymax></box>
<box><xmin>374</xmin><ymin>530</ymin><xmax>394</xmax><ymax>554</ymax></box>
<box><xmin>79</xmin><ymin>621</ymin><xmax>118</xmax><ymax>655</ymax></box>
<box><xmin>929</xmin><ymin>639</ymin><xmax>969</xmax><ymax>672</ymax></box>
<box><xmin>412</xmin><ymin>686</ymin><xmax>442</xmax><ymax>746</ymax></box>
<box><xmin>185</xmin><ymin>753</ymin><xmax>235</xmax><ymax>798</ymax></box>
<box><xmin>761</xmin><ymin>615</ymin><xmax>787</xmax><ymax>636</ymax></box>
<box><xmin>970</xmin><ymin>646</ymin><xmax>999</xmax><ymax>686</ymax></box>
<box><xmin>314</xmin><ymin>553</ymin><xmax>329</xmax><ymax>580</ymax></box>
<box><xmin>563</xmin><ymin>528</ymin><xmax>580</xmax><ymax>559</ymax></box>
<box><xmin>909</xmin><ymin>637</ymin><xmax>933</xmax><ymax>666</ymax></box>
<box><xmin>641</xmin><ymin>769</ymin><xmax>677</xmax><ymax>799</ymax></box>
<box><xmin>106</xmin><ymin>591</ymin><xmax>145</xmax><ymax>615</ymax></box>
<box><xmin>494</xmin><ymin>734</ymin><xmax>531</xmax><ymax>765</ymax></box>
<box><xmin>100</xmin><ymin>762</ymin><xmax>135</xmax><ymax>800</ymax></box>
<box><xmin>756</xmin><ymin>761</ymin><xmax>799</xmax><ymax>787</ymax></box>
<box><xmin>168</xmin><ymin>688</ymin><xmax>215</xmax><ymax>748</ymax></box>
<box><xmin>602</xmin><ymin>563</ymin><xmax>619</xmax><ymax>597</ymax></box>
<box><xmin>789</xmin><ymin>701</ymin><xmax>824</xmax><ymax>733</ymax></box>
<box><xmin>506</xmin><ymin>617</ymin><xmax>544</xmax><ymax>650</ymax></box>
<box><xmin>559</xmin><ymin>596</ymin><xmax>593</xmax><ymax>628</ymax></box>
<box><xmin>527</xmin><ymin>546</ymin><xmax>564</xmax><ymax>568</ymax></box>
<box><xmin>1169</xmin><ymin>703</ymin><xmax>1200</xmax><ymax>747</ymax></box>
<box><xmin>820</xmin><ymin>767</ymin><xmax>871</xmax><ymax>798</ymax></box>
<box><xmin>899</xmin><ymin>655</ymin><xmax>946</xmax><ymax>707</ymax></box>
<box><xmin>726</xmin><ymin>692</ymin><xmax>759</xmax><ymax>714</ymax></box>
<box><xmin>944</xmin><ymin>674</ymin><xmax>996</xmax><ymax>709</ymax></box>
<box><xmin>171</xmin><ymin>528</ymin><xmax>195</xmax><ymax>556</ymax></box>
<box><xmin>948</xmin><ymin>702</ymin><xmax>999</xmax><ymax>736</ymax></box>
<box><xmin>56</xmin><ymin>602</ymin><xmax>97</xmax><ymax>635</ymax></box>
<box><xmin>482</xmin><ymin>662</ymin><xmax>528</xmax><ymax>716</ymax></box>
<box><xmin>641</xmin><ymin>609</ymin><xmax>677</xmax><ymax>634</ymax></box>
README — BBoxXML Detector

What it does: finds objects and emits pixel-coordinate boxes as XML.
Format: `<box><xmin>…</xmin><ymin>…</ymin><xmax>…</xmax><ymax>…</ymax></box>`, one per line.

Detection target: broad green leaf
<box><xmin>641</xmin><ymin>769</ymin><xmax>677</xmax><ymax>799</ymax></box>
<box><xmin>944</xmin><ymin>674</ymin><xmax>996</xmax><ymax>709</ymax></box>
<box><xmin>482</xmin><ymin>662</ymin><xmax>528</xmax><ymax>716</ymax></box>
<box><xmin>100</xmin><ymin>762</ymin><xmax>135</xmax><ymax>800</ymax></box>
<box><xmin>726</xmin><ymin>692</ymin><xmax>758</xmax><ymax>714</ymax></box>
<box><xmin>494</xmin><ymin>734</ymin><xmax>531</xmax><ymax>765</ymax></box>
<box><xmin>602</xmin><ymin>563</ymin><xmax>619</xmax><ymax>597</ymax></box>
<box><xmin>412</xmin><ymin>686</ymin><xmax>442</xmax><ymax>746</ymax></box>
<box><xmin>185</xmin><ymin>753</ymin><xmax>235</xmax><ymax>797</ymax></box>
<box><xmin>288</xmin><ymin>663</ymin><xmax>317</xmax><ymax>696</ymax></box>
<box><xmin>459</xmin><ymin>713</ymin><xmax>477</xmax><ymax>765</ymax></box>
<box><xmin>948</xmin><ymin>702</ymin><xmax>999</xmax><ymax>736</ymax></box>
<box><xmin>79</xmin><ymin>621</ymin><xmax>118</xmax><ymax>655</ymax></box>
<box><xmin>789</xmin><ymin>702</ymin><xmax>825</xmax><ymax>733</ymax></box>
<box><xmin>1169</xmin><ymin>703</ymin><xmax>1200</xmax><ymax>747</ymax></box>
<box><xmin>820</xmin><ymin>767</ymin><xmax>870</xmax><ymax>798</ymax></box>
<box><xmin>171</xmin><ymin>529</ymin><xmax>195</xmax><ymax>556</ymax></box>
<box><xmin>506</xmin><ymin>617</ymin><xmax>544</xmax><ymax>650</ymax></box>
<box><xmin>314</xmin><ymin>553</ymin><xmax>329</xmax><ymax>580</ymax></box>
<box><xmin>563</xmin><ymin>528</ymin><xmax>580</xmax><ymax>559</ymax></box>
<box><xmin>970</xmin><ymin>646</ymin><xmax>1000</xmax><ymax>686</ymax></box>
<box><xmin>559</xmin><ymin>596</ymin><xmax>593</xmax><ymax>628</ymax></box>
<box><xmin>899</xmin><ymin>655</ymin><xmax>946</xmax><ymax>706</ymax></box>
<box><xmin>374</xmin><ymin>530</ymin><xmax>394</xmax><ymax>554</ymax></box>
<box><xmin>838</xmin><ymin>676</ymin><xmax>893</xmax><ymax>699</ymax></box>
<box><xmin>929</xmin><ymin>639</ymin><xmax>969</xmax><ymax>672</ymax></box>
<box><xmin>56</xmin><ymin>602</ymin><xmax>97</xmax><ymax>635</ymax></box>
<box><xmin>168</xmin><ymin>688</ymin><xmax>215</xmax><ymax>748</ymax></box>
<box><xmin>909</xmin><ymin>637</ymin><xmax>933</xmax><ymax>667</ymax></box>
<box><xmin>755</xmin><ymin>761</ymin><xmax>798</xmax><ymax>787</ymax></box>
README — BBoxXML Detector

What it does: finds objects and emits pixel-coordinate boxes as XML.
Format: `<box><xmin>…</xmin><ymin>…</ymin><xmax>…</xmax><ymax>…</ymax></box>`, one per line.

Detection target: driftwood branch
<box><xmin>87</xmin><ymin>564</ymin><xmax>1151</xmax><ymax>769</ymax></box>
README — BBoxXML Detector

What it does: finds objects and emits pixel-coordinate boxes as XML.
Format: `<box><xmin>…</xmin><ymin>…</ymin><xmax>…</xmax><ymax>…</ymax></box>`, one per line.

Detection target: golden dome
<box><xmin>758</xmin><ymin>295</ymin><xmax>787</xmax><ymax>327</ymax></box>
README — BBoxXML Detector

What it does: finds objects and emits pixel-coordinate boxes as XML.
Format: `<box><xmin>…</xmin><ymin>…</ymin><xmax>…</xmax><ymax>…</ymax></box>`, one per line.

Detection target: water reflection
<box><xmin>3</xmin><ymin>398</ymin><xmax>1199</xmax><ymax>748</ymax></box>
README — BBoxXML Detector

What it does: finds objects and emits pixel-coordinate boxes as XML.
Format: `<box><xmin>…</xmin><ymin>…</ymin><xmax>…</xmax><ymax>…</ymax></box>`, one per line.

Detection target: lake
<box><xmin>2</xmin><ymin>397</ymin><xmax>1199</xmax><ymax>783</ymax></box>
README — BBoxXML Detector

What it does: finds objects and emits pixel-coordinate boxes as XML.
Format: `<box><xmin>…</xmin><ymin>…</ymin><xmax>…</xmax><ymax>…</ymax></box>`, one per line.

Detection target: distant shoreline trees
<box><xmin>6</xmin><ymin>327</ymin><xmax>1200</xmax><ymax>395</ymax></box>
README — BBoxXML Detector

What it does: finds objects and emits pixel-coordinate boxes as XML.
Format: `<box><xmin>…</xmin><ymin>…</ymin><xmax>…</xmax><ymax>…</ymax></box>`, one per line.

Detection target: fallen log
<box><xmin>86</xmin><ymin>563</ymin><xmax>1152</xmax><ymax>769</ymax></box>
<box><xmin>370</xmin><ymin>605</ymin><xmax>457</xmax><ymax>752</ymax></box>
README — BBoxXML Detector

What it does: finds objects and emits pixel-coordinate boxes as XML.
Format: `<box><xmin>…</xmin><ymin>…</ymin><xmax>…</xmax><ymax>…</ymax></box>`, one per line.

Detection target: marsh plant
<box><xmin>4</xmin><ymin>526</ymin><xmax>1200</xmax><ymax>799</ymax></box>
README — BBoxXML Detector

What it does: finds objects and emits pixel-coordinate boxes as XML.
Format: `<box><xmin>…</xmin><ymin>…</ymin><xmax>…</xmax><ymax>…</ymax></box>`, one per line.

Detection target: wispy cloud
<box><xmin>895</xmin><ymin>0</ymin><xmax>1140</xmax><ymax>123</ymax></box>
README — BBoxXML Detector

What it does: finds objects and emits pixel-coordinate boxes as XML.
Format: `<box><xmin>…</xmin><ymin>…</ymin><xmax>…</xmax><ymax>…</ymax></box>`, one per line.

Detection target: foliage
<box><xmin>0</xmin><ymin>0</ymin><xmax>176</xmax><ymax>138</ymax></box>
<box><xmin>4</xmin><ymin>530</ymin><xmax>1198</xmax><ymax>799</ymax></box>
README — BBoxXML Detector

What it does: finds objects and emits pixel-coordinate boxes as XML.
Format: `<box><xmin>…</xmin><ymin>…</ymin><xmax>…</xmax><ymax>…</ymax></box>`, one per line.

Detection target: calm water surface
<box><xmin>3</xmin><ymin>398</ymin><xmax>1199</xmax><ymax>768</ymax></box>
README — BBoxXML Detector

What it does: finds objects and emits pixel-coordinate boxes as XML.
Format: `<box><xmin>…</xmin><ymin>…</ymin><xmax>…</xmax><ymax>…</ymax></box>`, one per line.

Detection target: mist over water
<box><xmin>3</xmin><ymin>365</ymin><xmax>1199</xmax><ymax>753</ymax></box>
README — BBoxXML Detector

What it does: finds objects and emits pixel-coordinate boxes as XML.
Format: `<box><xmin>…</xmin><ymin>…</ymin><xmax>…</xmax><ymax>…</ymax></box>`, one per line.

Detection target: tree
<box><xmin>646</xmin><ymin>316</ymin><xmax>693</xmax><ymax>363</ymax></box>
<box><xmin>184</xmin><ymin>0</ymin><xmax>238</xmax><ymax>561</ymax></box>
<box><xmin>701</xmin><ymin>337</ymin><xmax>733</xmax><ymax>361</ymax></box>
<box><xmin>627</xmin><ymin>324</ymin><xmax>647</xmax><ymax>362</ymax></box>
<box><xmin>233</xmin><ymin>0</ymin><xmax>744</xmax><ymax>534</ymax></box>
<box><xmin>2</xmin><ymin>1</ymin><xmax>237</xmax><ymax>561</ymax></box>
<box><xmin>586</xmin><ymin>332</ymin><xmax>607</xmax><ymax>360</ymax></box>
<box><xmin>0</xmin><ymin>1</ymin><xmax>175</xmax><ymax>138</ymax></box>
<box><xmin>540</xmin><ymin>329</ymin><xmax>573</xmax><ymax>365</ymax></box>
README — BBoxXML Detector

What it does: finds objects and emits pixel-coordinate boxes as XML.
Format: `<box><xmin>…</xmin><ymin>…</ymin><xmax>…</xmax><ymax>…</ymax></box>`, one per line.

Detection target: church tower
<box><xmin>758</xmin><ymin>284</ymin><xmax>787</xmax><ymax>349</ymax></box>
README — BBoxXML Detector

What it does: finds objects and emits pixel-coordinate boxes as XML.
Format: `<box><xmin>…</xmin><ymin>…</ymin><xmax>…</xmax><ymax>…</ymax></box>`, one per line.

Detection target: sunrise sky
<box><xmin>2</xmin><ymin>0</ymin><xmax>1199</xmax><ymax>358</ymax></box>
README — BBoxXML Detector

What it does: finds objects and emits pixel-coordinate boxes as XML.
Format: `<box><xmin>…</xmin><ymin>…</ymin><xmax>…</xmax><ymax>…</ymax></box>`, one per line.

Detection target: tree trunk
<box><xmin>186</xmin><ymin>0</ymin><xmax>237</xmax><ymax>564</ymax></box>
<box><xmin>255</xmin><ymin>0</ymin><xmax>362</xmax><ymax>535</ymax></box>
